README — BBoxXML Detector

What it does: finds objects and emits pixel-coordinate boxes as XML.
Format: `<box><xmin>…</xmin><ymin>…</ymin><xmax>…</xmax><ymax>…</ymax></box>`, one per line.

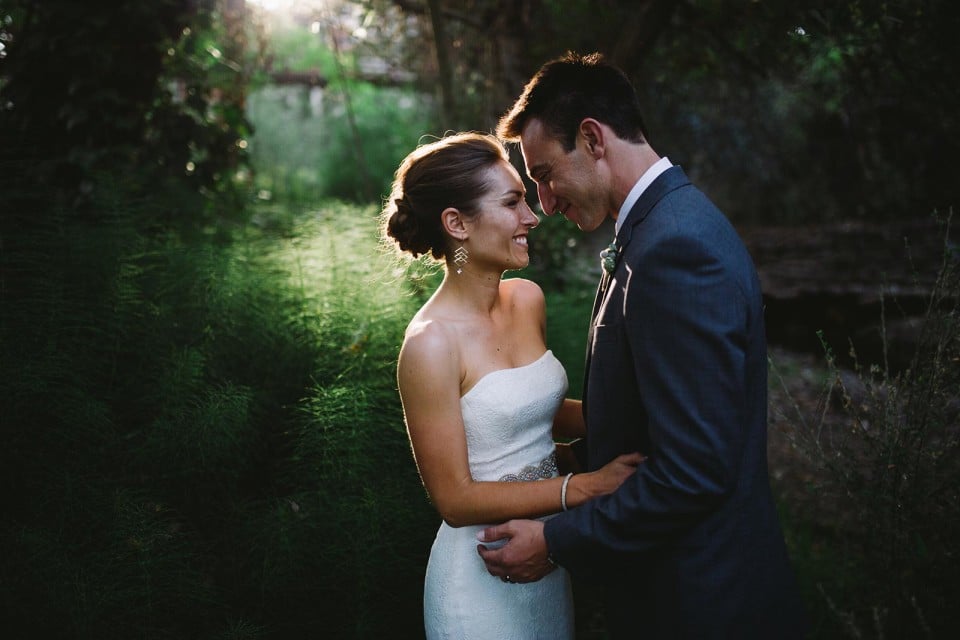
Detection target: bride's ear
<box><xmin>440</xmin><ymin>207</ymin><xmax>468</xmax><ymax>241</ymax></box>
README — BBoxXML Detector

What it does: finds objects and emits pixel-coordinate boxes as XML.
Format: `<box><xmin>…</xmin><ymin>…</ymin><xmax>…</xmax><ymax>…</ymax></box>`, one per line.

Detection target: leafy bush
<box><xmin>0</xmin><ymin>0</ymin><xmax>257</xmax><ymax>226</ymax></box>
<box><xmin>0</xmin><ymin>193</ymin><xmax>436</xmax><ymax>638</ymax></box>
<box><xmin>778</xmin><ymin>214</ymin><xmax>960</xmax><ymax>638</ymax></box>
<box><xmin>246</xmin><ymin>81</ymin><xmax>436</xmax><ymax>207</ymax></box>
<box><xmin>245</xmin><ymin>12</ymin><xmax>437</xmax><ymax>208</ymax></box>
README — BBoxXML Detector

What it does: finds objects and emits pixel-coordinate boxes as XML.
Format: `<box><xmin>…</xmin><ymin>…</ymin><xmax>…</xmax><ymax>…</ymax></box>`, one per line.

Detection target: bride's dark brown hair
<box><xmin>382</xmin><ymin>132</ymin><xmax>509</xmax><ymax>261</ymax></box>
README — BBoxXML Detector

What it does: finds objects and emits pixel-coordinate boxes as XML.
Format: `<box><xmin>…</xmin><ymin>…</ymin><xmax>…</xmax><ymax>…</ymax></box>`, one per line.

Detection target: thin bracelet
<box><xmin>560</xmin><ymin>472</ymin><xmax>574</xmax><ymax>511</ymax></box>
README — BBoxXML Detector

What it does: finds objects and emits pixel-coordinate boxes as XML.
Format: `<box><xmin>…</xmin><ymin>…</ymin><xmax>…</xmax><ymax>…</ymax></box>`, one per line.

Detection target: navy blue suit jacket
<box><xmin>544</xmin><ymin>167</ymin><xmax>806</xmax><ymax>639</ymax></box>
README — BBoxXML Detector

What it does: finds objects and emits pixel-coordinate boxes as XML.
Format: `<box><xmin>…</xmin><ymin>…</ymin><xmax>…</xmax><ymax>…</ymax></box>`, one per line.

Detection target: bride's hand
<box><xmin>569</xmin><ymin>452</ymin><xmax>644</xmax><ymax>505</ymax></box>
<box><xmin>597</xmin><ymin>452</ymin><xmax>644</xmax><ymax>492</ymax></box>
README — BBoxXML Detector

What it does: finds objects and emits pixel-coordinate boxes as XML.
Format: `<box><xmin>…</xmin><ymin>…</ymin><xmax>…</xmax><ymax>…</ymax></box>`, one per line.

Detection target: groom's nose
<box><xmin>537</xmin><ymin>182</ymin><xmax>556</xmax><ymax>216</ymax></box>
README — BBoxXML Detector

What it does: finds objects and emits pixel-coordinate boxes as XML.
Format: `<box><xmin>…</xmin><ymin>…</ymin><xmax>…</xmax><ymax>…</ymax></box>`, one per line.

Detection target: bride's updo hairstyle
<box><xmin>383</xmin><ymin>132</ymin><xmax>509</xmax><ymax>261</ymax></box>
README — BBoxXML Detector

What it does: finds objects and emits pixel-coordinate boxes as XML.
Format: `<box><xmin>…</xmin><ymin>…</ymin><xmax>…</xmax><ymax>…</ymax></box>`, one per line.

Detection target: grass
<box><xmin>0</xmin><ymin>194</ymin><xmax>436</xmax><ymax>639</ymax></box>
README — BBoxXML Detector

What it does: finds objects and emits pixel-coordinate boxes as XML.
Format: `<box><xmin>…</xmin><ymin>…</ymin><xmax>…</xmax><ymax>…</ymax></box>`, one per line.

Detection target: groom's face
<box><xmin>519</xmin><ymin>118</ymin><xmax>607</xmax><ymax>233</ymax></box>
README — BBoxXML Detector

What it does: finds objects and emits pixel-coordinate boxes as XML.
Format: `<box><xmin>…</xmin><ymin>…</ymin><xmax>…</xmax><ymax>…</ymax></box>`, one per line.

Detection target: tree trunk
<box><xmin>426</xmin><ymin>0</ymin><xmax>456</xmax><ymax>130</ymax></box>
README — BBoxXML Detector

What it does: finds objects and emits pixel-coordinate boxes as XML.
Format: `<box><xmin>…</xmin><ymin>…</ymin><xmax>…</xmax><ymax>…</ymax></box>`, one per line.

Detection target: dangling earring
<box><xmin>453</xmin><ymin>244</ymin><xmax>469</xmax><ymax>274</ymax></box>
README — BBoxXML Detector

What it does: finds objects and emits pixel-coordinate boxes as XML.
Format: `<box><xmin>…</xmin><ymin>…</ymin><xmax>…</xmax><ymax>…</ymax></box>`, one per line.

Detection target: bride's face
<box><xmin>465</xmin><ymin>161</ymin><xmax>540</xmax><ymax>272</ymax></box>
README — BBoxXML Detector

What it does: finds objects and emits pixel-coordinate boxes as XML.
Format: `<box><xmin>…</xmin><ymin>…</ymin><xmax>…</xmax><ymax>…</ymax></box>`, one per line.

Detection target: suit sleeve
<box><xmin>544</xmin><ymin>221</ymin><xmax>752</xmax><ymax>575</ymax></box>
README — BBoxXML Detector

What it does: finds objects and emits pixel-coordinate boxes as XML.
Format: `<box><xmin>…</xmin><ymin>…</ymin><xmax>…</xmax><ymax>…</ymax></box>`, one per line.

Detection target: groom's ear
<box><xmin>440</xmin><ymin>207</ymin><xmax>468</xmax><ymax>241</ymax></box>
<box><xmin>578</xmin><ymin>118</ymin><xmax>605</xmax><ymax>157</ymax></box>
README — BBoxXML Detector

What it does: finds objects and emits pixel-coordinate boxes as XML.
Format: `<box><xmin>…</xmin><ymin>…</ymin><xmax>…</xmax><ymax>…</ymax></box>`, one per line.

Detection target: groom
<box><xmin>478</xmin><ymin>52</ymin><xmax>807</xmax><ymax>639</ymax></box>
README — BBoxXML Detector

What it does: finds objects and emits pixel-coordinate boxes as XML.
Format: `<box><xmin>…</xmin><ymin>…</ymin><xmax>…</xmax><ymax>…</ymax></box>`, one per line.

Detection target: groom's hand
<box><xmin>476</xmin><ymin>519</ymin><xmax>554</xmax><ymax>584</ymax></box>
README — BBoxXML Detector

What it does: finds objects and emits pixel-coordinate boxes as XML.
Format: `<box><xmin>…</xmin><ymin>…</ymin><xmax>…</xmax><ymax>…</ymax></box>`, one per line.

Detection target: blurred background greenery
<box><xmin>0</xmin><ymin>1</ymin><xmax>957</xmax><ymax>638</ymax></box>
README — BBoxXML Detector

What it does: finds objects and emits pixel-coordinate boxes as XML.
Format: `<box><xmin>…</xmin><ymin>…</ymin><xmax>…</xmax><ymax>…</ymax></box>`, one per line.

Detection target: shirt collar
<box><xmin>615</xmin><ymin>156</ymin><xmax>672</xmax><ymax>235</ymax></box>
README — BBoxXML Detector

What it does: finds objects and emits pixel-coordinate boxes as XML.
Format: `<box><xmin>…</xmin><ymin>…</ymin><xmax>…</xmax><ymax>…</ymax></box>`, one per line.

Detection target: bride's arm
<box><xmin>398</xmin><ymin>325</ymin><xmax>638</xmax><ymax>528</ymax></box>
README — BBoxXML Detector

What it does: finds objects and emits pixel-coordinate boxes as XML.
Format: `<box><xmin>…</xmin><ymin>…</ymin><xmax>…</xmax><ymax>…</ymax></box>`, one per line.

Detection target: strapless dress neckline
<box><xmin>462</xmin><ymin>350</ymin><xmax>552</xmax><ymax>400</ymax></box>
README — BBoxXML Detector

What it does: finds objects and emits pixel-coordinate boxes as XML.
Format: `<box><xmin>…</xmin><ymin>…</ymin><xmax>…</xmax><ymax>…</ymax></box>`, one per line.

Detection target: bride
<box><xmin>382</xmin><ymin>132</ymin><xmax>641</xmax><ymax>639</ymax></box>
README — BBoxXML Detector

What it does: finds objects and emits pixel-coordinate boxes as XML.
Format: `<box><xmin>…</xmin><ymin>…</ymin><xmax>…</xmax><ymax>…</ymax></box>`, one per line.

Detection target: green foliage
<box><xmin>0</xmin><ymin>0</ymin><xmax>257</xmax><ymax>225</ymax></box>
<box><xmin>781</xmin><ymin>215</ymin><xmax>960</xmax><ymax>637</ymax></box>
<box><xmin>245</xmin><ymin>13</ymin><xmax>436</xmax><ymax>207</ymax></box>
<box><xmin>347</xmin><ymin>0</ymin><xmax>958</xmax><ymax>225</ymax></box>
<box><xmin>542</xmin><ymin>285</ymin><xmax>593</xmax><ymax>401</ymax></box>
<box><xmin>263</xmin><ymin>19</ymin><xmax>339</xmax><ymax>78</ymax></box>
<box><xmin>0</xmin><ymin>0</ymin><xmax>187</xmax><ymax>174</ymax></box>
<box><xmin>316</xmin><ymin>81</ymin><xmax>437</xmax><ymax>202</ymax></box>
<box><xmin>245</xmin><ymin>82</ymin><xmax>434</xmax><ymax>207</ymax></box>
<box><xmin>247</xmin><ymin>0</ymin><xmax>960</xmax><ymax>226</ymax></box>
<box><xmin>627</xmin><ymin>0</ymin><xmax>960</xmax><ymax>224</ymax></box>
<box><xmin>0</xmin><ymin>192</ymin><xmax>436</xmax><ymax>638</ymax></box>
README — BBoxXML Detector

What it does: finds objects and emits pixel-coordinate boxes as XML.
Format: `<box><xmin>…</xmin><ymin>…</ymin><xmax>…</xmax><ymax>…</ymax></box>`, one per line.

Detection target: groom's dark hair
<box><xmin>497</xmin><ymin>51</ymin><xmax>648</xmax><ymax>151</ymax></box>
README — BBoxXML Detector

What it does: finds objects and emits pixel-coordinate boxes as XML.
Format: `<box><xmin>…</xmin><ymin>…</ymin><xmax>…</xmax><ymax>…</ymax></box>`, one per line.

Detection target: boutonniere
<box><xmin>600</xmin><ymin>239</ymin><xmax>620</xmax><ymax>275</ymax></box>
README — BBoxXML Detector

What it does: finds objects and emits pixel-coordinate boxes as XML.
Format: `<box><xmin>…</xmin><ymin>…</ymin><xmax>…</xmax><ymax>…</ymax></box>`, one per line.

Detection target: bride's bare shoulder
<box><xmin>500</xmin><ymin>277</ymin><xmax>545</xmax><ymax>304</ymax></box>
<box><xmin>401</xmin><ymin>312</ymin><xmax>458</xmax><ymax>369</ymax></box>
<box><xmin>500</xmin><ymin>278</ymin><xmax>546</xmax><ymax>324</ymax></box>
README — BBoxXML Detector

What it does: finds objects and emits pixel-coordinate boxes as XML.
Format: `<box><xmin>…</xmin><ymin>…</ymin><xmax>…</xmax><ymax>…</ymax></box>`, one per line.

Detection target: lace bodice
<box><xmin>460</xmin><ymin>350</ymin><xmax>567</xmax><ymax>483</ymax></box>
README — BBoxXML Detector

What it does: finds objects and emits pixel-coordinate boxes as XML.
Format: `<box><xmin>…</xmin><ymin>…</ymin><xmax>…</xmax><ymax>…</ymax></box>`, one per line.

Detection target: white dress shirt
<box><xmin>615</xmin><ymin>156</ymin><xmax>673</xmax><ymax>235</ymax></box>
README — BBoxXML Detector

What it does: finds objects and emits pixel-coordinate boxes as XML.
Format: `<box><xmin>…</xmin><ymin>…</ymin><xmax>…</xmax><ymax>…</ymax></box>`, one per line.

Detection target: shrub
<box><xmin>781</xmin><ymin>213</ymin><xmax>959</xmax><ymax>638</ymax></box>
<box><xmin>0</xmin><ymin>193</ymin><xmax>437</xmax><ymax>638</ymax></box>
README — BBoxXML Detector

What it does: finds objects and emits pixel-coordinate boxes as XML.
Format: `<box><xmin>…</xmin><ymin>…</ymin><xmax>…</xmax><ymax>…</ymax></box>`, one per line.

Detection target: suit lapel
<box><xmin>617</xmin><ymin>165</ymin><xmax>690</xmax><ymax>251</ymax></box>
<box><xmin>583</xmin><ymin>271</ymin><xmax>606</xmax><ymax>394</ymax></box>
<box><xmin>591</xmin><ymin>270</ymin><xmax>611</xmax><ymax>320</ymax></box>
<box><xmin>581</xmin><ymin>166</ymin><xmax>692</xmax><ymax>405</ymax></box>
<box><xmin>594</xmin><ymin>166</ymin><xmax>691</xmax><ymax>319</ymax></box>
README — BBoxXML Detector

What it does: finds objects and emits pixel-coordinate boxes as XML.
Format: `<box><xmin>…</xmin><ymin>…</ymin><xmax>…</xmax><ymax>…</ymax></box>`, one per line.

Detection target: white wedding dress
<box><xmin>423</xmin><ymin>350</ymin><xmax>575</xmax><ymax>640</ymax></box>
